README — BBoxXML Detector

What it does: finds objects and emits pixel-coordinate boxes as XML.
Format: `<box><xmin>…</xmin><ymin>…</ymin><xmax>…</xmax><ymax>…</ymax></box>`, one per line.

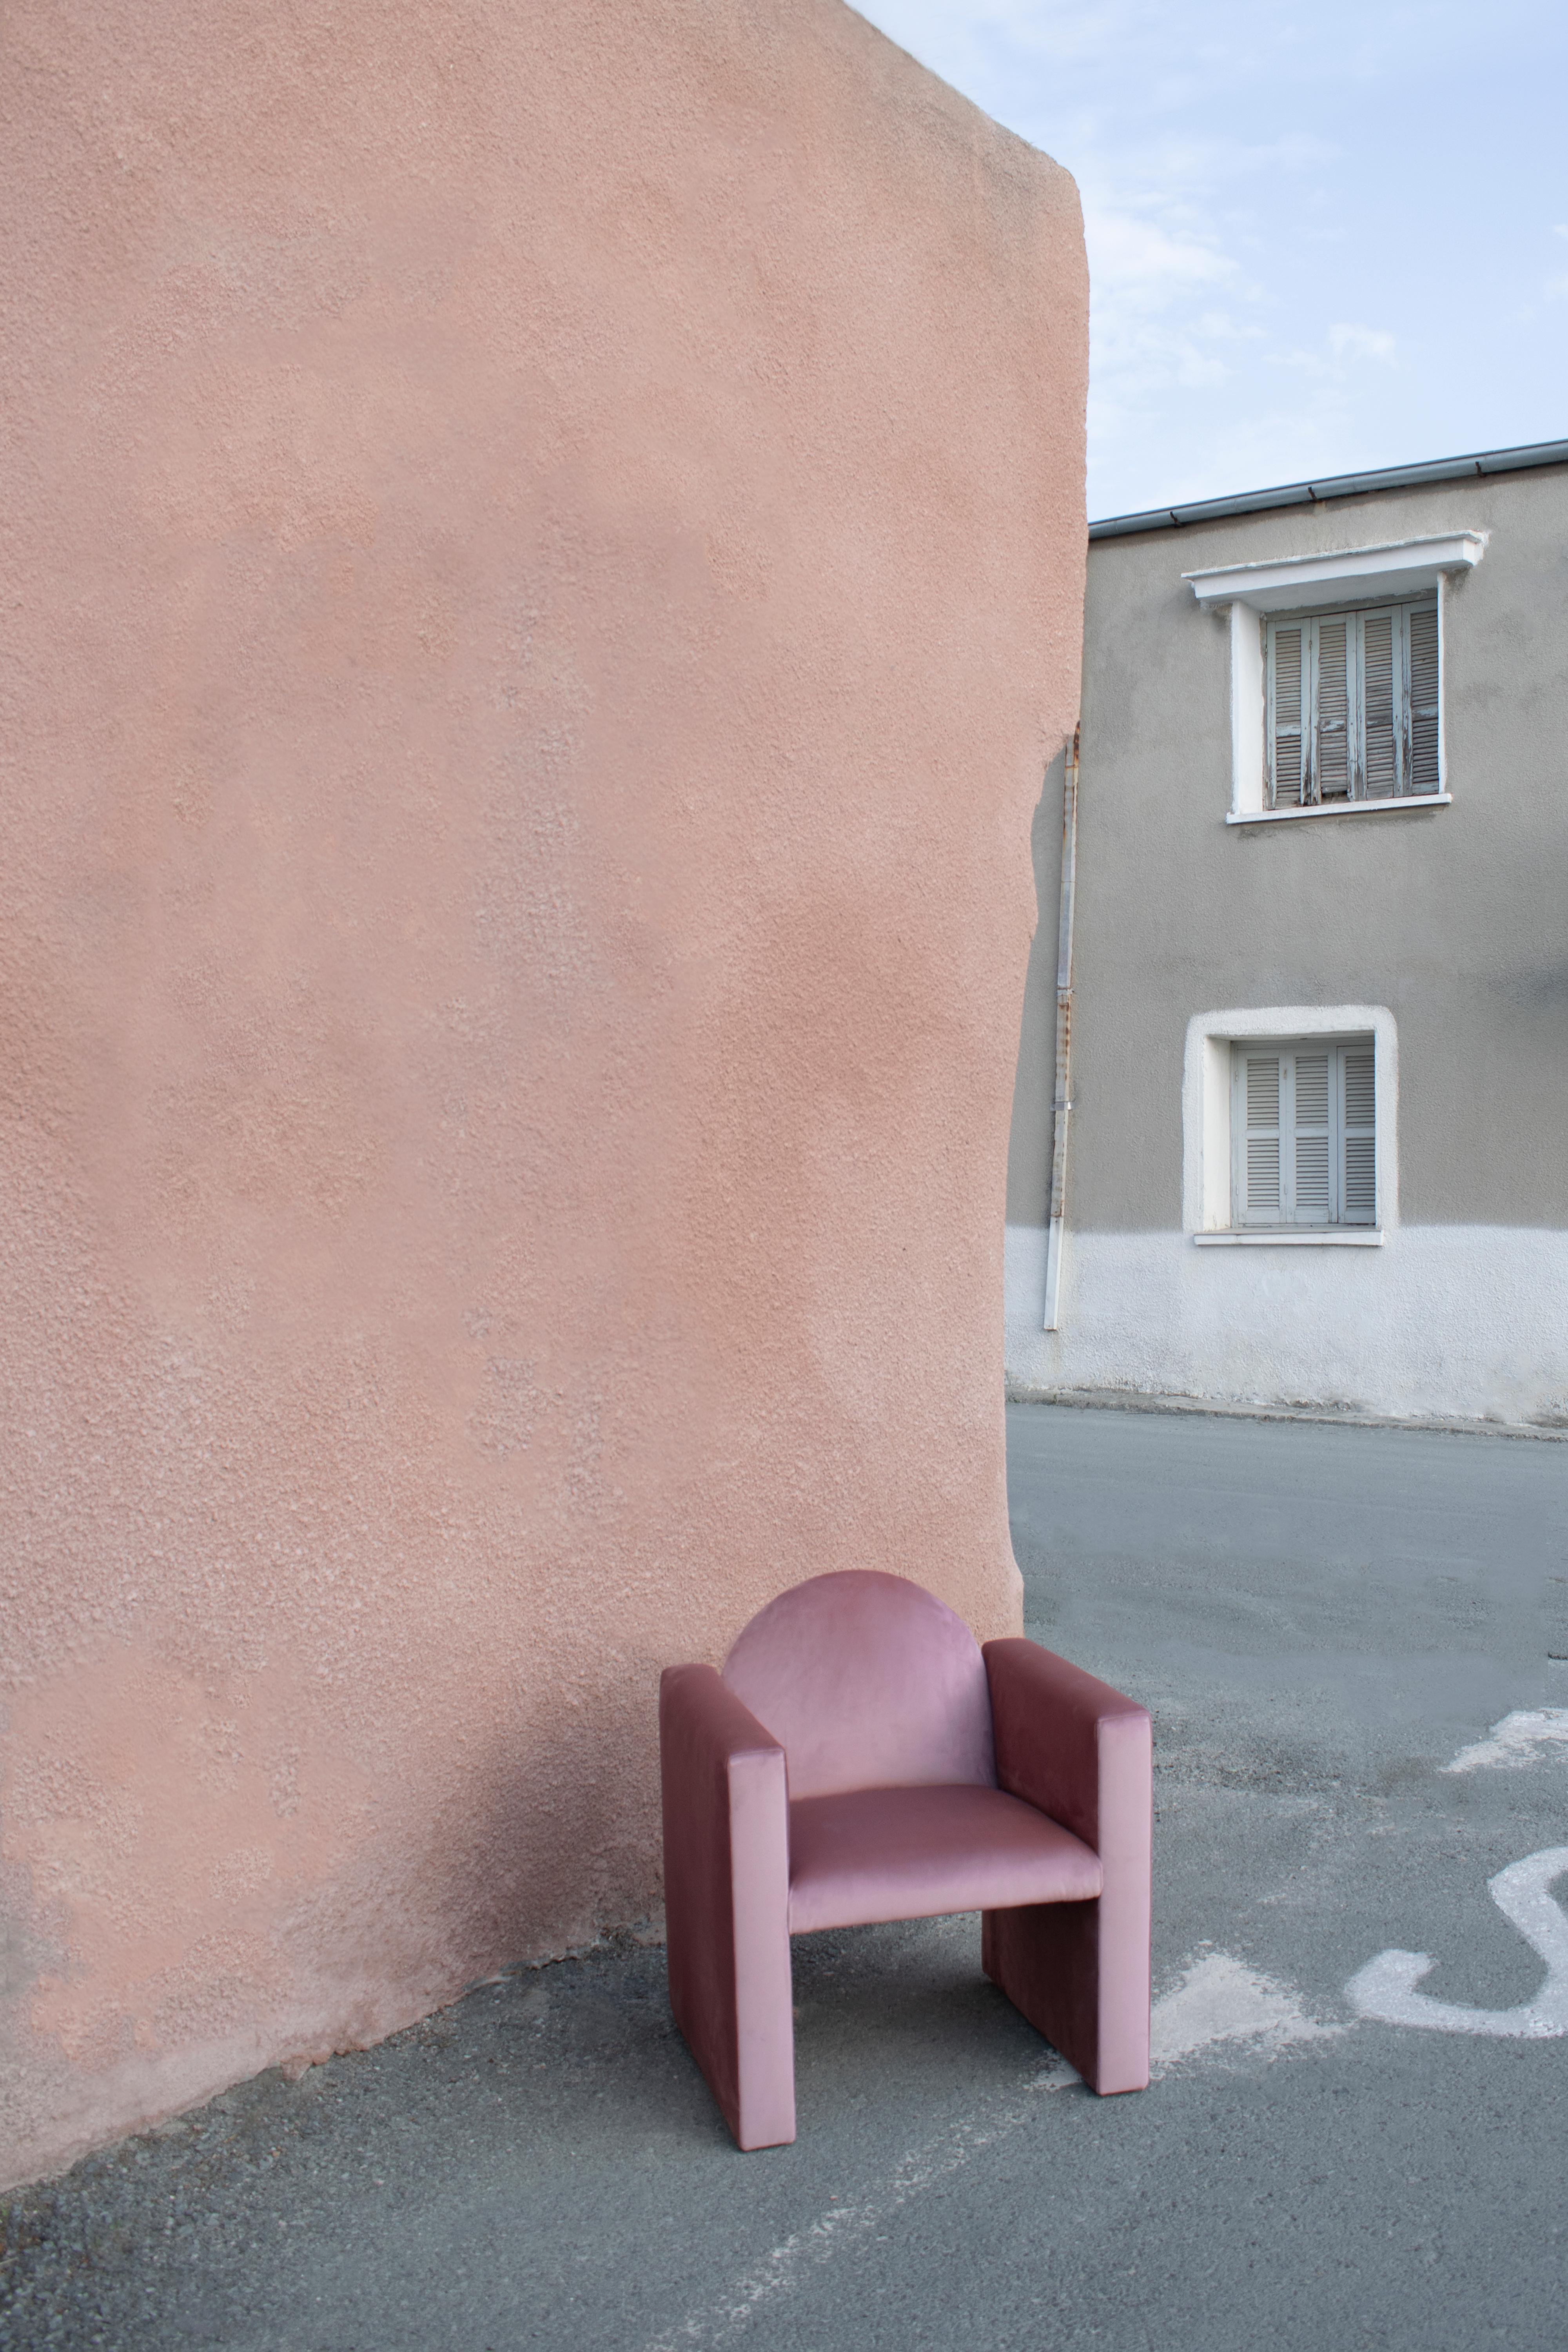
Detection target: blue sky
<box><xmin>853</xmin><ymin>1</ymin><xmax>1568</xmax><ymax>519</ymax></box>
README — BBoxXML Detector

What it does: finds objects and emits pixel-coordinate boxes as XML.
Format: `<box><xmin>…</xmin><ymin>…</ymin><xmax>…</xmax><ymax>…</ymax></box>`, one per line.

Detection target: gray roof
<box><xmin>1089</xmin><ymin>437</ymin><xmax>1568</xmax><ymax>541</ymax></box>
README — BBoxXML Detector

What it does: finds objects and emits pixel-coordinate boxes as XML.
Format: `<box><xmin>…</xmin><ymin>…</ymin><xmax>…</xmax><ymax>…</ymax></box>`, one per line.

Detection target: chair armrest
<box><xmin>982</xmin><ymin>1639</ymin><xmax>1150</xmax><ymax>1864</ymax></box>
<box><xmin>659</xmin><ymin>1664</ymin><xmax>793</xmax><ymax>2149</ymax></box>
<box><xmin>660</xmin><ymin>1663</ymin><xmax>786</xmax><ymax>1824</ymax></box>
<box><xmin>980</xmin><ymin>1640</ymin><xmax>1152</xmax><ymax>2095</ymax></box>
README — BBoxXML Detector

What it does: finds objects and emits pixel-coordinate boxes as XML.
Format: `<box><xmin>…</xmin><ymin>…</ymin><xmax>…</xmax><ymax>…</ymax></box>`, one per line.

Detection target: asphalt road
<box><xmin>5</xmin><ymin>1403</ymin><xmax>1568</xmax><ymax>2351</ymax></box>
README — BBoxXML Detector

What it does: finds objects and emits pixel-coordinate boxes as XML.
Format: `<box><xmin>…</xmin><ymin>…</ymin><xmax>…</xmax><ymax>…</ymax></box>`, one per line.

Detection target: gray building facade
<box><xmin>1006</xmin><ymin>442</ymin><xmax>1568</xmax><ymax>1424</ymax></box>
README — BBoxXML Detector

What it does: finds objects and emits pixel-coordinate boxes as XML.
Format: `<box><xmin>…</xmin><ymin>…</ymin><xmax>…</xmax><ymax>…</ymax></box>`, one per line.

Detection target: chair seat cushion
<box><xmin>787</xmin><ymin>1782</ymin><xmax>1103</xmax><ymax>1935</ymax></box>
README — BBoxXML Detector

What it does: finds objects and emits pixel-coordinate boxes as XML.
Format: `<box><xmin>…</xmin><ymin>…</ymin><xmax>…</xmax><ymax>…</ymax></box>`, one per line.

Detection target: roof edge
<box><xmin>1089</xmin><ymin>438</ymin><xmax>1568</xmax><ymax>541</ymax></box>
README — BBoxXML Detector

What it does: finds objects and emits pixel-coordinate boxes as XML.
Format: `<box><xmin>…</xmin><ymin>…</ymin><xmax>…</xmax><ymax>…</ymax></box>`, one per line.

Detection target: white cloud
<box><xmin>1328</xmin><ymin>323</ymin><xmax>1396</xmax><ymax>363</ymax></box>
<box><xmin>1085</xmin><ymin>209</ymin><xmax>1235</xmax><ymax>294</ymax></box>
<box><xmin>857</xmin><ymin>0</ymin><xmax>1568</xmax><ymax>512</ymax></box>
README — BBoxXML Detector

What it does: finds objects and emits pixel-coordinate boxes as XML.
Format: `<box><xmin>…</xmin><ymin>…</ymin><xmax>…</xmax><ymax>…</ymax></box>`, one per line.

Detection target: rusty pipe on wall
<box><xmin>1043</xmin><ymin>723</ymin><xmax>1078</xmax><ymax>1333</ymax></box>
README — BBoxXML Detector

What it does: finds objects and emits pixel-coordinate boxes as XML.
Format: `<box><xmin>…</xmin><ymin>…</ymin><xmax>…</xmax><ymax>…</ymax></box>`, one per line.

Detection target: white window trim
<box><xmin>1224</xmin><ymin>794</ymin><xmax>1449</xmax><ymax>828</ymax></box>
<box><xmin>1184</xmin><ymin>532</ymin><xmax>1486</xmax><ymax>617</ymax></box>
<box><xmin>1182</xmin><ymin>1006</ymin><xmax>1397</xmax><ymax>1242</ymax></box>
<box><xmin>1193</xmin><ymin>1228</ymin><xmax>1385</xmax><ymax>1247</ymax></box>
<box><xmin>1185</xmin><ymin>534</ymin><xmax>1485</xmax><ymax>822</ymax></box>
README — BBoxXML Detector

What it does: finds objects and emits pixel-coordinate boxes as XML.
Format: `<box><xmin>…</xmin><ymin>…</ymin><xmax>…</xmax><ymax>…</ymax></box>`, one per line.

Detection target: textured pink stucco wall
<box><xmin>0</xmin><ymin>0</ymin><xmax>1087</xmax><ymax>2184</ymax></box>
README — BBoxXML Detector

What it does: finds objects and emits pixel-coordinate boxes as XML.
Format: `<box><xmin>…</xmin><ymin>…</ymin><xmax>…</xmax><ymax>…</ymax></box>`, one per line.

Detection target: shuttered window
<box><xmin>1231</xmin><ymin>1038</ymin><xmax>1377</xmax><ymax>1227</ymax></box>
<box><xmin>1265</xmin><ymin>599</ymin><xmax>1438</xmax><ymax>809</ymax></box>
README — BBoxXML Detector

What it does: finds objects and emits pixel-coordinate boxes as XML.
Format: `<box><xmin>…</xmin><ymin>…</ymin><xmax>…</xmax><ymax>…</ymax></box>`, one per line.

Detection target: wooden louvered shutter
<box><xmin>1406</xmin><ymin>602</ymin><xmax>1440</xmax><ymax>793</ymax></box>
<box><xmin>1360</xmin><ymin>611</ymin><xmax>1397</xmax><ymax>799</ymax></box>
<box><xmin>1269</xmin><ymin>624</ymin><xmax>1305</xmax><ymax>807</ymax></box>
<box><xmin>1236</xmin><ymin>1050</ymin><xmax>1283</xmax><ymax>1222</ymax></box>
<box><xmin>1312</xmin><ymin>617</ymin><xmax>1350</xmax><ymax>800</ymax></box>
<box><xmin>1231</xmin><ymin>1034</ymin><xmax>1378</xmax><ymax>1230</ymax></box>
<box><xmin>1292</xmin><ymin>1049</ymin><xmax>1332</xmax><ymax>1222</ymax></box>
<box><xmin>1271</xmin><ymin>599</ymin><xmax>1441</xmax><ymax>807</ymax></box>
<box><xmin>1340</xmin><ymin>1045</ymin><xmax>1376</xmax><ymax>1223</ymax></box>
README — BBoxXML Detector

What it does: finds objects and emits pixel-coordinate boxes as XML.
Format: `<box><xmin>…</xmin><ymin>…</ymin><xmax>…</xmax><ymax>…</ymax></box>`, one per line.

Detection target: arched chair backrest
<box><xmin>721</xmin><ymin>1570</ymin><xmax>996</xmax><ymax>1800</ymax></box>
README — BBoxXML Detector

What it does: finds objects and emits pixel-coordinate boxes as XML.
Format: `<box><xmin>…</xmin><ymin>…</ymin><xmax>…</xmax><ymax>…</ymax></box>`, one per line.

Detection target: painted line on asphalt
<box><xmin>1349</xmin><ymin>1708</ymin><xmax>1568</xmax><ymax>2035</ymax></box>
<box><xmin>641</xmin><ymin>2062</ymin><xmax>1078</xmax><ymax>2352</ymax></box>
<box><xmin>1347</xmin><ymin>1844</ymin><xmax>1568</xmax><ymax>2038</ymax></box>
<box><xmin>1150</xmin><ymin>1950</ymin><xmax>1345</xmax><ymax>2068</ymax></box>
<box><xmin>642</xmin><ymin>1953</ymin><xmax>1339</xmax><ymax>2350</ymax></box>
<box><xmin>1442</xmin><ymin>1708</ymin><xmax>1568</xmax><ymax>1775</ymax></box>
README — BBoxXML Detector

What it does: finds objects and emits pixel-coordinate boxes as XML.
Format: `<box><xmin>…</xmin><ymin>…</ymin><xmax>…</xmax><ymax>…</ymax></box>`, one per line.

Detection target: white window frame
<box><xmin>1182</xmin><ymin>1006</ymin><xmax>1397</xmax><ymax>1246</ymax></box>
<box><xmin>1181</xmin><ymin>534</ymin><xmax>1485</xmax><ymax>825</ymax></box>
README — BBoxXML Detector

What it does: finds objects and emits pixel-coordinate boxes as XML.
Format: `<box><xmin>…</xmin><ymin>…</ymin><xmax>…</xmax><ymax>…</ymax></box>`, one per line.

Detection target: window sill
<box><xmin>1227</xmin><ymin>794</ymin><xmax>1449</xmax><ymax>827</ymax></box>
<box><xmin>1193</xmin><ymin>1229</ymin><xmax>1385</xmax><ymax>1247</ymax></box>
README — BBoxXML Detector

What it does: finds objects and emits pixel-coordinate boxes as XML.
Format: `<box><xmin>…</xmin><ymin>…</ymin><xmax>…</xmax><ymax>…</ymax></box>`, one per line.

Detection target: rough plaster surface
<box><xmin>1004</xmin><ymin>1225</ymin><xmax>1568</xmax><ymax>1425</ymax></box>
<box><xmin>0</xmin><ymin>0</ymin><xmax>1086</xmax><ymax>2183</ymax></box>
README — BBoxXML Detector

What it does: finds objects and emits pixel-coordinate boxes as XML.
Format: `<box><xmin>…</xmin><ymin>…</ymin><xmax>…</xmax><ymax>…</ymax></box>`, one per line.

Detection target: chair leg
<box><xmin>982</xmin><ymin>1892</ymin><xmax>1149</xmax><ymax>2093</ymax></box>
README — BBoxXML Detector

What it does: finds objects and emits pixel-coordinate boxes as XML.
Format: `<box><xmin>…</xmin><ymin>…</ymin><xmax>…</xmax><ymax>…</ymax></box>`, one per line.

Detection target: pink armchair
<box><xmin>659</xmin><ymin>1570</ymin><xmax>1152</xmax><ymax>2150</ymax></box>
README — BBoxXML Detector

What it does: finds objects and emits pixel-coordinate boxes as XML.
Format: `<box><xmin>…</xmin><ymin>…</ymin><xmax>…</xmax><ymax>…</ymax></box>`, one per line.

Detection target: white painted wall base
<box><xmin>1004</xmin><ymin>1223</ymin><xmax>1568</xmax><ymax>1427</ymax></box>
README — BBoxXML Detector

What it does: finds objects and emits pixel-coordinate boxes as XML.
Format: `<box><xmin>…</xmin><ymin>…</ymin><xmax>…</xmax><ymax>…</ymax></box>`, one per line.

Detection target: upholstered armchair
<box><xmin>659</xmin><ymin>1569</ymin><xmax>1152</xmax><ymax>2150</ymax></box>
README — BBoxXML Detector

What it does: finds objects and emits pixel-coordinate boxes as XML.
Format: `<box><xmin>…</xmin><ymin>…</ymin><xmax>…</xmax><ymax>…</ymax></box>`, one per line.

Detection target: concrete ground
<box><xmin>4</xmin><ymin>1402</ymin><xmax>1568</xmax><ymax>2351</ymax></box>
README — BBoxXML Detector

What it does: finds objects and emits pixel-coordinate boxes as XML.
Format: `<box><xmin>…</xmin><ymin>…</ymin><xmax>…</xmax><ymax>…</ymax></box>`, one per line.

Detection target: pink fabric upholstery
<box><xmin>980</xmin><ymin>1639</ymin><xmax>1153</xmax><ymax>2095</ymax></box>
<box><xmin>788</xmin><ymin>1783</ymin><xmax>1101</xmax><ymax>1934</ymax></box>
<box><xmin>661</xmin><ymin>1574</ymin><xmax>1152</xmax><ymax>2147</ymax></box>
<box><xmin>722</xmin><ymin>1569</ymin><xmax>995</xmax><ymax>1798</ymax></box>
<box><xmin>659</xmin><ymin>1664</ymin><xmax>795</xmax><ymax>2150</ymax></box>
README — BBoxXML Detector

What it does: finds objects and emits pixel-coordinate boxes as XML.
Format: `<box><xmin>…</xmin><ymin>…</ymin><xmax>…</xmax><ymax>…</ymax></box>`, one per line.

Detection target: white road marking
<box><xmin>1347</xmin><ymin>1844</ymin><xmax>1568</xmax><ymax>2038</ymax></box>
<box><xmin>642</xmin><ymin>2059</ymin><xmax>1076</xmax><ymax>2351</ymax></box>
<box><xmin>1149</xmin><ymin>1951</ymin><xmax>1344</xmax><ymax>2067</ymax></box>
<box><xmin>1441</xmin><ymin>1708</ymin><xmax>1568</xmax><ymax>1774</ymax></box>
<box><xmin>644</xmin><ymin>1949</ymin><xmax>1332</xmax><ymax>2348</ymax></box>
